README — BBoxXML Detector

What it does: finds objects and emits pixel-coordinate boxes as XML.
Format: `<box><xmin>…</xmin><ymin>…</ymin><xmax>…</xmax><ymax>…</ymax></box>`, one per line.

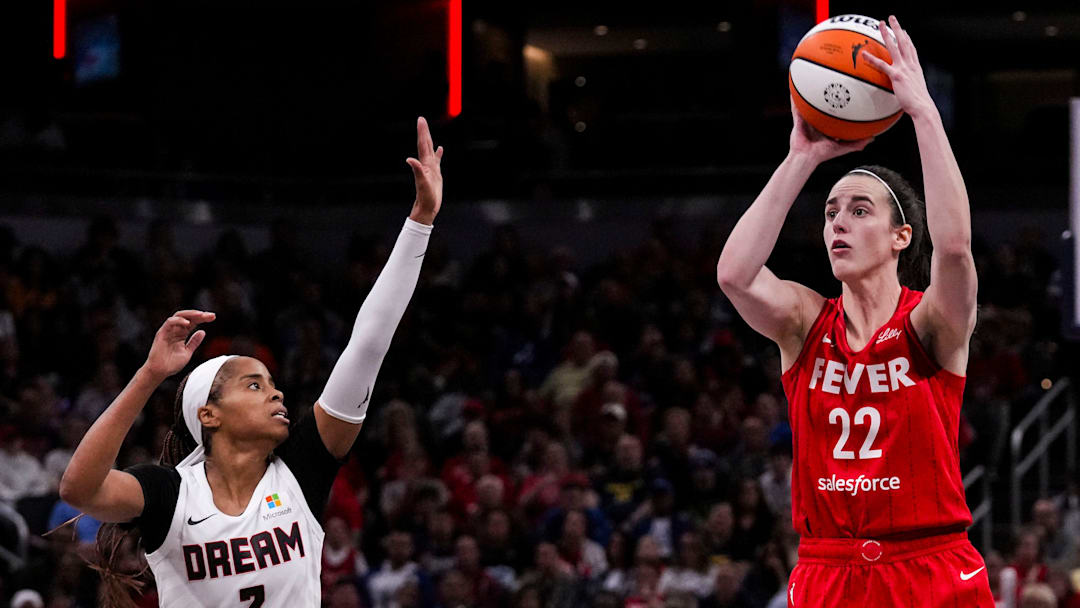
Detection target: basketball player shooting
<box><xmin>716</xmin><ymin>16</ymin><xmax>993</xmax><ymax>607</ymax></box>
<box><xmin>58</xmin><ymin>117</ymin><xmax>444</xmax><ymax>607</ymax></box>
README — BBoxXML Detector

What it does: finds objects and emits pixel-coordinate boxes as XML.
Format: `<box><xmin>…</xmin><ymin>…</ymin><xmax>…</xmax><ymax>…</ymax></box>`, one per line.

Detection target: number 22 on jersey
<box><xmin>828</xmin><ymin>406</ymin><xmax>883</xmax><ymax>460</ymax></box>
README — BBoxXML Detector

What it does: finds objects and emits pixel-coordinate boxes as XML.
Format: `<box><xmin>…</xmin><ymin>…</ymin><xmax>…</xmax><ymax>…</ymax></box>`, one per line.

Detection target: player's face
<box><xmin>824</xmin><ymin>175</ymin><xmax>909</xmax><ymax>284</ymax></box>
<box><xmin>203</xmin><ymin>356</ymin><xmax>289</xmax><ymax>445</ymax></box>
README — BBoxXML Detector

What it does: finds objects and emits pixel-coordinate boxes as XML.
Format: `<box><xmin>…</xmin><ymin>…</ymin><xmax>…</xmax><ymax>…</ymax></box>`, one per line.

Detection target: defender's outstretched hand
<box><xmin>144</xmin><ymin>310</ymin><xmax>215</xmax><ymax>380</ymax></box>
<box><xmin>861</xmin><ymin>16</ymin><xmax>935</xmax><ymax>120</ymax></box>
<box><xmin>406</xmin><ymin>116</ymin><xmax>444</xmax><ymax>226</ymax></box>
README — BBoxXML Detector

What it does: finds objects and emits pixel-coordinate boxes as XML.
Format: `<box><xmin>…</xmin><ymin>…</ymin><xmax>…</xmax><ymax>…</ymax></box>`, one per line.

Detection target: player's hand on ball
<box><xmin>406</xmin><ymin>116</ymin><xmax>444</xmax><ymax>226</ymax></box>
<box><xmin>860</xmin><ymin>16</ymin><xmax>934</xmax><ymax>120</ymax></box>
<box><xmin>789</xmin><ymin>97</ymin><xmax>873</xmax><ymax>164</ymax></box>
<box><xmin>144</xmin><ymin>310</ymin><xmax>215</xmax><ymax>380</ymax></box>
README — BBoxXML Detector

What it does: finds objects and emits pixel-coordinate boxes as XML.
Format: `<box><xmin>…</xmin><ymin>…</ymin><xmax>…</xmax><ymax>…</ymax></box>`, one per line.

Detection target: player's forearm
<box><xmin>717</xmin><ymin>153</ymin><xmax>817</xmax><ymax>289</ymax></box>
<box><xmin>350</xmin><ymin>218</ymin><xmax>430</xmax><ymax>348</ymax></box>
<box><xmin>60</xmin><ymin>366</ymin><xmax>163</xmax><ymax>504</ymax></box>
<box><xmin>317</xmin><ymin>218</ymin><xmax>429</xmax><ymax>422</ymax></box>
<box><xmin>913</xmin><ymin>109</ymin><xmax>971</xmax><ymax>255</ymax></box>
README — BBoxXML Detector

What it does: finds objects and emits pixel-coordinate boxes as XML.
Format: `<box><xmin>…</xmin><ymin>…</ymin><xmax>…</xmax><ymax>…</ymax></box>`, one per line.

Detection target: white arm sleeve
<box><xmin>317</xmin><ymin>218</ymin><xmax>431</xmax><ymax>423</ymax></box>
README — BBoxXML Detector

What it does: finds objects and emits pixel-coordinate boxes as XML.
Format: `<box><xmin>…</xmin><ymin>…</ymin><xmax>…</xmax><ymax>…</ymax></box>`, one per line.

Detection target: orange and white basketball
<box><xmin>789</xmin><ymin>14</ymin><xmax>902</xmax><ymax>141</ymax></box>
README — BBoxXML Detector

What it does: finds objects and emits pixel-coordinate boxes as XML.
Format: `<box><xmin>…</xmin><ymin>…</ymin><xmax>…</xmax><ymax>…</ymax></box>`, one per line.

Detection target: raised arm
<box><xmin>863</xmin><ymin>17</ymin><xmax>977</xmax><ymax>373</ymax></box>
<box><xmin>59</xmin><ymin>311</ymin><xmax>214</xmax><ymax>522</ymax></box>
<box><xmin>716</xmin><ymin>104</ymin><xmax>869</xmax><ymax>367</ymax></box>
<box><xmin>314</xmin><ymin>116</ymin><xmax>443</xmax><ymax>459</ymax></box>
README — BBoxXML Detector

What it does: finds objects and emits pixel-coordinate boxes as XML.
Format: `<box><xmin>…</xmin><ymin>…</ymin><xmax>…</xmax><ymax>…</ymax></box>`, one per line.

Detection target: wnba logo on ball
<box><xmin>851</xmin><ymin>39</ymin><xmax>871</xmax><ymax>68</ymax></box>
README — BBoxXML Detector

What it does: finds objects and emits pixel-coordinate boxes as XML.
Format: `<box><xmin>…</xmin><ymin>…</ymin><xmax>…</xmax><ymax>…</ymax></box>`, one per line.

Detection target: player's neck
<box><xmin>841</xmin><ymin>274</ymin><xmax>902</xmax><ymax>349</ymax></box>
<box><xmin>204</xmin><ymin>441</ymin><xmax>272</xmax><ymax>516</ymax></box>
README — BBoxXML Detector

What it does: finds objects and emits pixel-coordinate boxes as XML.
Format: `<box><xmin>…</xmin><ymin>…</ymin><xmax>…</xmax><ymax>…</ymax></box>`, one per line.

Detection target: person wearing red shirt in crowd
<box><xmin>321</xmin><ymin>516</ymin><xmax>368</xmax><ymax>598</ymax></box>
<box><xmin>441</xmin><ymin>421</ymin><xmax>511</xmax><ymax>522</ymax></box>
<box><xmin>1008</xmin><ymin>529</ymin><xmax>1049</xmax><ymax>602</ymax></box>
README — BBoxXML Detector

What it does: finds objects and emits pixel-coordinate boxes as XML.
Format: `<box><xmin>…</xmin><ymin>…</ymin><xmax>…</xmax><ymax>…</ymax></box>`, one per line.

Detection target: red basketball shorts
<box><xmin>787</xmin><ymin>531</ymin><xmax>994</xmax><ymax>607</ymax></box>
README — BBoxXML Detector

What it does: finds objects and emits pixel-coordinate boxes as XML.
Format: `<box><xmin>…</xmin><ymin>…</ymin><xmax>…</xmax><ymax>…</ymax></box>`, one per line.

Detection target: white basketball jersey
<box><xmin>145</xmin><ymin>459</ymin><xmax>324</xmax><ymax>607</ymax></box>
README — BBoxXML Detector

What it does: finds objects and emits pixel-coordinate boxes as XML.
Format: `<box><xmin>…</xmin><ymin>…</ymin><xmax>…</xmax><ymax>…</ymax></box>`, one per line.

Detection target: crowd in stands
<box><xmin>0</xmin><ymin>213</ymin><xmax>1073</xmax><ymax>607</ymax></box>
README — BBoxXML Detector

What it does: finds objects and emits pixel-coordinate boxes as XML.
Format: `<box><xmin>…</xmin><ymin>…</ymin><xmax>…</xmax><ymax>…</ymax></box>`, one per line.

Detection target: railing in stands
<box><xmin>1010</xmin><ymin>378</ymin><xmax>1077</xmax><ymax>527</ymax></box>
<box><xmin>0</xmin><ymin>501</ymin><xmax>28</xmax><ymax>571</ymax></box>
<box><xmin>964</xmin><ymin>465</ymin><xmax>992</xmax><ymax>551</ymax></box>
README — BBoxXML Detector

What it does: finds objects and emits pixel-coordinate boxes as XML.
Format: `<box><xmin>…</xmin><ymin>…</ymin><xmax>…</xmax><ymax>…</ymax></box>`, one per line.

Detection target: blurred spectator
<box><xmin>686</xmin><ymin>448</ymin><xmax>727</xmax><ymax>521</ymax></box>
<box><xmin>732</xmin><ymin>479</ymin><xmax>774</xmax><ymax>558</ymax></box>
<box><xmin>626</xmin><ymin>478</ymin><xmax>694</xmax><ymax>561</ymax></box>
<box><xmin>1009</xmin><ymin>529</ymin><xmax>1049</xmax><ymax>601</ymax></box>
<box><xmin>986</xmin><ymin>550</ymin><xmax>1018</xmax><ymax>608</ymax></box>
<box><xmin>540</xmin><ymin>331</ymin><xmax>596</xmax><ymax>409</ymax></box>
<box><xmin>518</xmin><ymin>542</ymin><xmax>580</xmax><ymax>608</ymax></box>
<box><xmin>595</xmin><ymin>434</ymin><xmax>649</xmax><ymax>527</ymax></box>
<box><xmin>519</xmin><ymin>442</ymin><xmax>572</xmax><ymax>522</ymax></box>
<box><xmin>478</xmin><ymin>509</ymin><xmax>522</xmax><ymax>589</ymax></box>
<box><xmin>322</xmin><ymin>516</ymin><xmax>368</xmax><ymax>598</ymax></box>
<box><xmin>366</xmin><ymin>530</ymin><xmax>427</xmax><ymax>608</ymax></box>
<box><xmin>436</xmin><ymin>568</ymin><xmax>474</xmax><ymax>608</ymax></box>
<box><xmin>0</xmin><ymin>425</ymin><xmax>51</xmax><ymax>502</ymax></box>
<box><xmin>42</xmin><ymin>417</ymin><xmax>89</xmax><ymax>492</ymax></box>
<box><xmin>1018</xmin><ymin>582</ymin><xmax>1056</xmax><ymax>608</ymax></box>
<box><xmin>1031</xmin><ymin>498</ymin><xmax>1075</xmax><ymax>567</ymax></box>
<box><xmin>441</xmin><ymin>421</ymin><xmax>512</xmax><ymax>521</ymax></box>
<box><xmin>454</xmin><ymin>534</ymin><xmax>504</xmax><ymax>607</ymax></box>
<box><xmin>557</xmin><ymin>509</ymin><xmax>608</xmax><ymax>581</ymax></box>
<box><xmin>758</xmin><ymin>443</ymin><xmax>792</xmax><ymax>521</ymax></box>
<box><xmin>659</xmin><ymin>531</ymin><xmax>719</xmax><ymax>600</ymax></box>
<box><xmin>419</xmin><ymin>508</ymin><xmax>458</xmax><ymax>578</ymax></box>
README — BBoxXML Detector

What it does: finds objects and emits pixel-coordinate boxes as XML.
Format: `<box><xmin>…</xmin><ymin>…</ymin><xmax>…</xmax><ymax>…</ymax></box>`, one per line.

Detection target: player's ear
<box><xmin>893</xmin><ymin>224</ymin><xmax>911</xmax><ymax>252</ymax></box>
<box><xmin>198</xmin><ymin>405</ymin><xmax>221</xmax><ymax>430</ymax></box>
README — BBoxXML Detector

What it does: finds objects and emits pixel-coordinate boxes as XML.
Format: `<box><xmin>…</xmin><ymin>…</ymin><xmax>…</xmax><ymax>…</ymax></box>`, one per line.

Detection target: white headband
<box><xmin>847</xmin><ymin>169</ymin><xmax>906</xmax><ymax>225</ymax></box>
<box><xmin>177</xmin><ymin>355</ymin><xmax>236</xmax><ymax>467</ymax></box>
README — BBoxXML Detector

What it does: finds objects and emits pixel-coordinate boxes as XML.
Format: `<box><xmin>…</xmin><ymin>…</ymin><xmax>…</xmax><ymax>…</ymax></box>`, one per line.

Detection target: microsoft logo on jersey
<box><xmin>265</xmin><ymin>494</ymin><xmax>283</xmax><ymax>509</ymax></box>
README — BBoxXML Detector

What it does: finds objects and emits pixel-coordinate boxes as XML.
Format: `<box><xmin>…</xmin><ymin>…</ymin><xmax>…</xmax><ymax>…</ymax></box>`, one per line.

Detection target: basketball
<box><xmin>789</xmin><ymin>14</ymin><xmax>903</xmax><ymax>141</ymax></box>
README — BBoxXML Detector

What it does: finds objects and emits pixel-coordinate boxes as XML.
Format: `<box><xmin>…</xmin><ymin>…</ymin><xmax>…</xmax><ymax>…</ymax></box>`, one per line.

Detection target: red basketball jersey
<box><xmin>781</xmin><ymin>287</ymin><xmax>972</xmax><ymax>538</ymax></box>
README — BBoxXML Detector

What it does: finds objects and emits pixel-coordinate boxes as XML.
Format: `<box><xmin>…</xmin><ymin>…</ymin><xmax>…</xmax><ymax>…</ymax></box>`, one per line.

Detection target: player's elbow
<box><xmin>716</xmin><ymin>261</ymin><xmax>749</xmax><ymax>294</ymax></box>
<box><xmin>58</xmin><ymin>470</ymin><xmax>93</xmax><ymax>509</ymax></box>
<box><xmin>58</xmin><ymin>475</ymin><xmax>84</xmax><ymax>508</ymax></box>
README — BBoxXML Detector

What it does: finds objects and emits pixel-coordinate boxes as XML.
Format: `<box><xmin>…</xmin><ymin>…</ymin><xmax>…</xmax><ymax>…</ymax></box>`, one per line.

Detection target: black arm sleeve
<box><xmin>275</xmin><ymin>408</ymin><xmax>344</xmax><ymax>522</ymax></box>
<box><xmin>125</xmin><ymin>463</ymin><xmax>181</xmax><ymax>554</ymax></box>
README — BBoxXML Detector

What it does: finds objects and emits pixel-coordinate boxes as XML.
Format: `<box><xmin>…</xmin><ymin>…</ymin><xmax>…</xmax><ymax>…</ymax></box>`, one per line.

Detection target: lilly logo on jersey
<box><xmin>809</xmin><ymin>357</ymin><xmax>915</xmax><ymax>394</ymax></box>
<box><xmin>875</xmin><ymin>327</ymin><xmax>903</xmax><ymax>345</ymax></box>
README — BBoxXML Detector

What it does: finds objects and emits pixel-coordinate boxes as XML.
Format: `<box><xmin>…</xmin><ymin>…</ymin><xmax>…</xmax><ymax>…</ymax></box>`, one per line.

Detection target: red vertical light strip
<box><xmin>815</xmin><ymin>0</ymin><xmax>828</xmax><ymax>23</ymax></box>
<box><xmin>53</xmin><ymin>0</ymin><xmax>66</xmax><ymax>59</ymax></box>
<box><xmin>448</xmin><ymin>0</ymin><xmax>462</xmax><ymax>117</ymax></box>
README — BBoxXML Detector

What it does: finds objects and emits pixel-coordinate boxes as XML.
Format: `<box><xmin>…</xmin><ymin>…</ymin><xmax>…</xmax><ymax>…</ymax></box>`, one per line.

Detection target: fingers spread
<box><xmin>435</xmin><ymin>146</ymin><xmax>444</xmax><ymax>161</ymax></box>
<box><xmin>879</xmin><ymin>20</ymin><xmax>902</xmax><ymax>62</ymax></box>
<box><xmin>860</xmin><ymin>50</ymin><xmax>891</xmax><ymax>75</ymax></box>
